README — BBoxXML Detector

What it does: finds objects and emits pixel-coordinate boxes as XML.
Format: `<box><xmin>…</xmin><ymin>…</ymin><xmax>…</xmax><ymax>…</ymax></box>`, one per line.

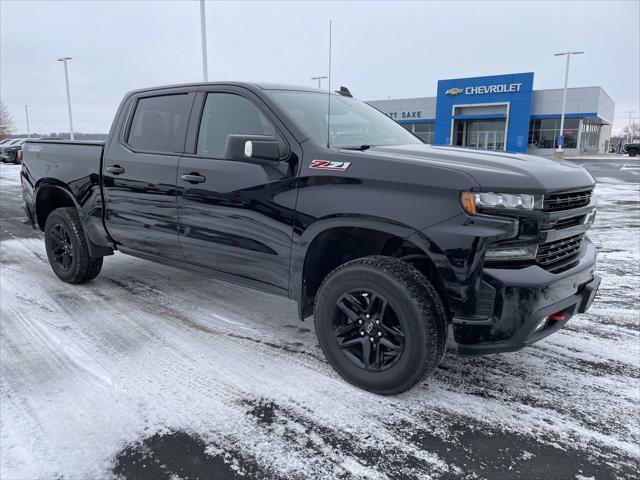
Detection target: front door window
<box><xmin>197</xmin><ymin>93</ymin><xmax>276</xmax><ymax>158</ymax></box>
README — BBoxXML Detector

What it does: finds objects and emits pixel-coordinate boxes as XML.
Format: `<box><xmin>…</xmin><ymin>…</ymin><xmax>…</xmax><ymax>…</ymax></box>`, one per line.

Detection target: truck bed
<box><xmin>21</xmin><ymin>139</ymin><xmax>108</xmax><ymax>252</ymax></box>
<box><xmin>23</xmin><ymin>140</ymin><xmax>105</xmax><ymax>171</ymax></box>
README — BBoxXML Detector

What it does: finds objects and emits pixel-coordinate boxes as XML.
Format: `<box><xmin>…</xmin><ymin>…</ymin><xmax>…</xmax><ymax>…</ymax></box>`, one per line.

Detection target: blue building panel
<box><xmin>453</xmin><ymin>114</ymin><xmax>507</xmax><ymax>120</ymax></box>
<box><xmin>434</xmin><ymin>72</ymin><xmax>534</xmax><ymax>153</ymax></box>
<box><xmin>531</xmin><ymin>112</ymin><xmax>596</xmax><ymax>119</ymax></box>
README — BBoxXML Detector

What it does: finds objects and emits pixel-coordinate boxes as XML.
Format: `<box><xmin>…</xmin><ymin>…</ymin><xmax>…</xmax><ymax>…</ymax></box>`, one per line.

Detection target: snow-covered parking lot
<box><xmin>1</xmin><ymin>162</ymin><xmax>638</xmax><ymax>479</ymax></box>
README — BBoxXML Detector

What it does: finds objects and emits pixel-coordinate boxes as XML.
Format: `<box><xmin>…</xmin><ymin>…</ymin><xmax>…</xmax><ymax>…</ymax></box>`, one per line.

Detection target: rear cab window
<box><xmin>127</xmin><ymin>94</ymin><xmax>191</xmax><ymax>153</ymax></box>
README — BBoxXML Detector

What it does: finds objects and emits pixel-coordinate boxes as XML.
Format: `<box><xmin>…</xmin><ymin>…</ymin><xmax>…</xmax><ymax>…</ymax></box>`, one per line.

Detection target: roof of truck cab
<box><xmin>125</xmin><ymin>82</ymin><xmax>333</xmax><ymax>96</ymax></box>
<box><xmin>254</xmin><ymin>83</ymin><xmax>329</xmax><ymax>93</ymax></box>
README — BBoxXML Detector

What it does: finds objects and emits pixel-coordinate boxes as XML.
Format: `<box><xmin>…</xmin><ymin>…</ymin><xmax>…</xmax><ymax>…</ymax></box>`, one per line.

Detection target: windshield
<box><xmin>267</xmin><ymin>90</ymin><xmax>422</xmax><ymax>149</ymax></box>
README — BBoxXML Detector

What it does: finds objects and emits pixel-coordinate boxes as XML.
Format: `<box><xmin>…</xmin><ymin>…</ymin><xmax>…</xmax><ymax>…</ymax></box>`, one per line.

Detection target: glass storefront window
<box><xmin>528</xmin><ymin>117</ymin><xmax>580</xmax><ymax>149</ymax></box>
<box><xmin>538</xmin><ymin>128</ymin><xmax>556</xmax><ymax>148</ymax></box>
<box><xmin>453</xmin><ymin>119</ymin><xmax>506</xmax><ymax>151</ymax></box>
<box><xmin>403</xmin><ymin>122</ymin><xmax>434</xmax><ymax>144</ymax></box>
<box><xmin>564</xmin><ymin>118</ymin><xmax>580</xmax><ymax>129</ymax></box>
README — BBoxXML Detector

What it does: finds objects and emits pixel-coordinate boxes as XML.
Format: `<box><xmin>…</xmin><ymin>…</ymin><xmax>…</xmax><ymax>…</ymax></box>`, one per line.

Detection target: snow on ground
<box><xmin>0</xmin><ymin>164</ymin><xmax>638</xmax><ymax>479</ymax></box>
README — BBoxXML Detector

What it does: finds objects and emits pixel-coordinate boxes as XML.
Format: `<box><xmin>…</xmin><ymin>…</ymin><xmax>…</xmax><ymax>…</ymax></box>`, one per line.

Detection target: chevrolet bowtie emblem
<box><xmin>445</xmin><ymin>88</ymin><xmax>464</xmax><ymax>96</ymax></box>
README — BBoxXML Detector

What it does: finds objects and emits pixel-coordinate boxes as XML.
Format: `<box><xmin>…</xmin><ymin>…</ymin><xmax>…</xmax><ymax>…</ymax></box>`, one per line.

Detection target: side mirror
<box><xmin>224</xmin><ymin>134</ymin><xmax>283</xmax><ymax>162</ymax></box>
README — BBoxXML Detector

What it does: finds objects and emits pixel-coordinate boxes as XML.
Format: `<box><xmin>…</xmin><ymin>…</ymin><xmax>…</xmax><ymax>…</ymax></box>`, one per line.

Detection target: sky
<box><xmin>1</xmin><ymin>0</ymin><xmax>638</xmax><ymax>135</ymax></box>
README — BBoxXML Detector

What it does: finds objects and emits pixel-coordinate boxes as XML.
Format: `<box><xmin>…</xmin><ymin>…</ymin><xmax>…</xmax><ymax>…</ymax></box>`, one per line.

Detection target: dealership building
<box><xmin>368</xmin><ymin>72</ymin><xmax>614</xmax><ymax>155</ymax></box>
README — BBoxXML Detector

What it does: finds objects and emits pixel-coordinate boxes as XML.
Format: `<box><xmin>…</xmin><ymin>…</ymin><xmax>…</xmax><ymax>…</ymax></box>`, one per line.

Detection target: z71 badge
<box><xmin>309</xmin><ymin>160</ymin><xmax>351</xmax><ymax>172</ymax></box>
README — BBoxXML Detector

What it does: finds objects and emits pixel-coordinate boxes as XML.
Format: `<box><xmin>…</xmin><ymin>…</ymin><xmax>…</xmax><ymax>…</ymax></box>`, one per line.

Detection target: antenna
<box><xmin>326</xmin><ymin>20</ymin><xmax>332</xmax><ymax>149</ymax></box>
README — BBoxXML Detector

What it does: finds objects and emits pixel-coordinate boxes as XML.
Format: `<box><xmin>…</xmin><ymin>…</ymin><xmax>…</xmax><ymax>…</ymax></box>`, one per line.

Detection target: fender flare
<box><xmin>289</xmin><ymin>214</ymin><xmax>452</xmax><ymax>319</ymax></box>
<box><xmin>34</xmin><ymin>180</ymin><xmax>81</xmax><ymax>227</ymax></box>
<box><xmin>34</xmin><ymin>180</ymin><xmax>113</xmax><ymax>257</ymax></box>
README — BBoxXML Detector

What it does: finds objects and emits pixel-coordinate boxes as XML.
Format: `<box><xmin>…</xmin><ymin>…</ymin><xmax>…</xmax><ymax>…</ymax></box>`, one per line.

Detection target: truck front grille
<box><xmin>536</xmin><ymin>234</ymin><xmax>584</xmax><ymax>267</ymax></box>
<box><xmin>543</xmin><ymin>189</ymin><xmax>592</xmax><ymax>212</ymax></box>
<box><xmin>542</xmin><ymin>214</ymin><xmax>585</xmax><ymax>230</ymax></box>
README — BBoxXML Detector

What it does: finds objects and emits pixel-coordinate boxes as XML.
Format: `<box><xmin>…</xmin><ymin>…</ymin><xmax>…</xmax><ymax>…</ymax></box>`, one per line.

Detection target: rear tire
<box><xmin>44</xmin><ymin>207</ymin><xmax>103</xmax><ymax>284</ymax></box>
<box><xmin>314</xmin><ymin>256</ymin><xmax>447</xmax><ymax>395</ymax></box>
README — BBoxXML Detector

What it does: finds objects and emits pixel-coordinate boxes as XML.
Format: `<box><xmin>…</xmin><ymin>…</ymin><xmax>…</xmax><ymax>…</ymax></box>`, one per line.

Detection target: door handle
<box><xmin>106</xmin><ymin>165</ymin><xmax>125</xmax><ymax>175</ymax></box>
<box><xmin>181</xmin><ymin>173</ymin><xmax>206</xmax><ymax>184</ymax></box>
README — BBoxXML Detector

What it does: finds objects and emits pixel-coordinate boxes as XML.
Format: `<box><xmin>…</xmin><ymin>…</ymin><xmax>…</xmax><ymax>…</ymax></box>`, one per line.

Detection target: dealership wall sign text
<box><xmin>445</xmin><ymin>83</ymin><xmax>523</xmax><ymax>96</ymax></box>
<box><xmin>385</xmin><ymin>111</ymin><xmax>424</xmax><ymax>120</ymax></box>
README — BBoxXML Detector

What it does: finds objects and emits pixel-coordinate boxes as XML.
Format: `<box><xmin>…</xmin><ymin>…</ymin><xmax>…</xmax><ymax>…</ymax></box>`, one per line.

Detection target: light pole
<box><xmin>311</xmin><ymin>75</ymin><xmax>328</xmax><ymax>89</ymax></box>
<box><xmin>200</xmin><ymin>0</ymin><xmax>208</xmax><ymax>81</ymax></box>
<box><xmin>554</xmin><ymin>51</ymin><xmax>583</xmax><ymax>154</ymax></box>
<box><xmin>624</xmin><ymin>110</ymin><xmax>636</xmax><ymax>143</ymax></box>
<box><xmin>24</xmin><ymin>105</ymin><xmax>31</xmax><ymax>139</ymax></box>
<box><xmin>57</xmin><ymin>57</ymin><xmax>75</xmax><ymax>140</ymax></box>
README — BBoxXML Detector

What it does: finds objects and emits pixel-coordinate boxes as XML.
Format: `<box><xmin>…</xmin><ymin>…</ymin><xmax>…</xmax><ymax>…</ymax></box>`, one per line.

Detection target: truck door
<box><xmin>177</xmin><ymin>89</ymin><xmax>298</xmax><ymax>293</ymax></box>
<box><xmin>102</xmin><ymin>90</ymin><xmax>195</xmax><ymax>259</ymax></box>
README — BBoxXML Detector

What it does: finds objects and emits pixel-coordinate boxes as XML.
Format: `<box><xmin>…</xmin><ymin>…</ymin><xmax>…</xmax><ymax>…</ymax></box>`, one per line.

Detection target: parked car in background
<box><xmin>1</xmin><ymin>139</ymin><xmax>22</xmax><ymax>162</ymax></box>
<box><xmin>1</xmin><ymin>138</ymin><xmax>27</xmax><ymax>164</ymax></box>
<box><xmin>624</xmin><ymin>142</ymin><xmax>639</xmax><ymax>157</ymax></box>
<box><xmin>0</xmin><ymin>138</ymin><xmax>18</xmax><ymax>156</ymax></box>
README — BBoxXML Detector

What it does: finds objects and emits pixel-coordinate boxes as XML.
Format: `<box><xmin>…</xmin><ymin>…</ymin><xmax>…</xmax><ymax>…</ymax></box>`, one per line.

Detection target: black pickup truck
<box><xmin>624</xmin><ymin>142</ymin><xmax>639</xmax><ymax>157</ymax></box>
<box><xmin>21</xmin><ymin>82</ymin><xmax>600</xmax><ymax>394</ymax></box>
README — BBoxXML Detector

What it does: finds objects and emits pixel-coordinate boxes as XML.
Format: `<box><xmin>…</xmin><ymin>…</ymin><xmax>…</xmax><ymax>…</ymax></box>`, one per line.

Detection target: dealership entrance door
<box><xmin>453</xmin><ymin>119</ymin><xmax>507</xmax><ymax>151</ymax></box>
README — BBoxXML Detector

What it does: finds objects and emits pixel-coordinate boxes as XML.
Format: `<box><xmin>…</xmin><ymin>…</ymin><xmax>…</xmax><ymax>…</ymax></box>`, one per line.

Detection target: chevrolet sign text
<box><xmin>446</xmin><ymin>83</ymin><xmax>524</xmax><ymax>96</ymax></box>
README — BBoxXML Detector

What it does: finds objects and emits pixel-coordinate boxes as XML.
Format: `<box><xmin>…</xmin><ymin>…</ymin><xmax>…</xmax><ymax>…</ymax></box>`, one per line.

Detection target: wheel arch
<box><xmin>35</xmin><ymin>180</ymin><xmax>113</xmax><ymax>257</ymax></box>
<box><xmin>34</xmin><ymin>181</ymin><xmax>78</xmax><ymax>231</ymax></box>
<box><xmin>292</xmin><ymin>216</ymin><xmax>451</xmax><ymax>321</ymax></box>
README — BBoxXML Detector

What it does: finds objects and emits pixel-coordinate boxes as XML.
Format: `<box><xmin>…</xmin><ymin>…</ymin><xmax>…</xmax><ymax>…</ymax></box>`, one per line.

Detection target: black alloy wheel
<box><xmin>44</xmin><ymin>207</ymin><xmax>103</xmax><ymax>284</ymax></box>
<box><xmin>314</xmin><ymin>256</ymin><xmax>447</xmax><ymax>395</ymax></box>
<box><xmin>49</xmin><ymin>224</ymin><xmax>74</xmax><ymax>271</ymax></box>
<box><xmin>334</xmin><ymin>290</ymin><xmax>405</xmax><ymax>372</ymax></box>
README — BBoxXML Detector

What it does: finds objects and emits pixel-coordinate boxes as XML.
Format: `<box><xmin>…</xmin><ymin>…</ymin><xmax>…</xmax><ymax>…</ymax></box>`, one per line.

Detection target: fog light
<box><xmin>485</xmin><ymin>244</ymin><xmax>538</xmax><ymax>261</ymax></box>
<box><xmin>533</xmin><ymin>316</ymin><xmax>549</xmax><ymax>333</ymax></box>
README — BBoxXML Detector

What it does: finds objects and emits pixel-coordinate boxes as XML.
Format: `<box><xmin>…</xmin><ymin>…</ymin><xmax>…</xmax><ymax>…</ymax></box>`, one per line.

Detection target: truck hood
<box><xmin>363</xmin><ymin>144</ymin><xmax>595</xmax><ymax>193</ymax></box>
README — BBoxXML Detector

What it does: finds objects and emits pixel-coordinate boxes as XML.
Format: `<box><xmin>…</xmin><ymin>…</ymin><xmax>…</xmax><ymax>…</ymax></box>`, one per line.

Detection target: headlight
<box><xmin>460</xmin><ymin>191</ymin><xmax>543</xmax><ymax>215</ymax></box>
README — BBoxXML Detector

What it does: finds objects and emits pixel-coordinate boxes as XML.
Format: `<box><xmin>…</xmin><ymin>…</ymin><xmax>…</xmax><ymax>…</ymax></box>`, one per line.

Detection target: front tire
<box><xmin>44</xmin><ymin>207</ymin><xmax>103</xmax><ymax>284</ymax></box>
<box><xmin>314</xmin><ymin>256</ymin><xmax>447</xmax><ymax>394</ymax></box>
<box><xmin>628</xmin><ymin>148</ymin><xmax>638</xmax><ymax>157</ymax></box>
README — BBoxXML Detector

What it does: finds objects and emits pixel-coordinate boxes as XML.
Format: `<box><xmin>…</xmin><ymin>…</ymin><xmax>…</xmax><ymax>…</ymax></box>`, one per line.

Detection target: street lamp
<box><xmin>24</xmin><ymin>105</ymin><xmax>31</xmax><ymax>139</ymax></box>
<box><xmin>311</xmin><ymin>75</ymin><xmax>328</xmax><ymax>89</ymax></box>
<box><xmin>554</xmin><ymin>51</ymin><xmax>583</xmax><ymax>154</ymax></box>
<box><xmin>57</xmin><ymin>57</ymin><xmax>75</xmax><ymax>140</ymax></box>
<box><xmin>200</xmin><ymin>0</ymin><xmax>208</xmax><ymax>81</ymax></box>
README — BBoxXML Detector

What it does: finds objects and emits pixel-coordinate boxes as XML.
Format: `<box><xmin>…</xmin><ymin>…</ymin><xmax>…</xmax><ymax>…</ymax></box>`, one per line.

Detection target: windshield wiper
<box><xmin>340</xmin><ymin>145</ymin><xmax>374</xmax><ymax>151</ymax></box>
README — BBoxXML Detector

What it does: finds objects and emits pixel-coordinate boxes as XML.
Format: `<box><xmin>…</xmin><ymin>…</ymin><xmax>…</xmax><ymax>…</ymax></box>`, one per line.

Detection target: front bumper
<box><xmin>454</xmin><ymin>239</ymin><xmax>599</xmax><ymax>355</ymax></box>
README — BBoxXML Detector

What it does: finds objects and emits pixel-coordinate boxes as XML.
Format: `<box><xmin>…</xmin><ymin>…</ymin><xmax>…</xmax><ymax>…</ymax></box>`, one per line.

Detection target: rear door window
<box><xmin>127</xmin><ymin>94</ymin><xmax>190</xmax><ymax>153</ymax></box>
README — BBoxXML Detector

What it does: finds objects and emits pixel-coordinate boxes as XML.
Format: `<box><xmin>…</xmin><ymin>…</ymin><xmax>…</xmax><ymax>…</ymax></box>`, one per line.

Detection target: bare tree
<box><xmin>622</xmin><ymin>122</ymin><xmax>640</xmax><ymax>142</ymax></box>
<box><xmin>0</xmin><ymin>101</ymin><xmax>14</xmax><ymax>140</ymax></box>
